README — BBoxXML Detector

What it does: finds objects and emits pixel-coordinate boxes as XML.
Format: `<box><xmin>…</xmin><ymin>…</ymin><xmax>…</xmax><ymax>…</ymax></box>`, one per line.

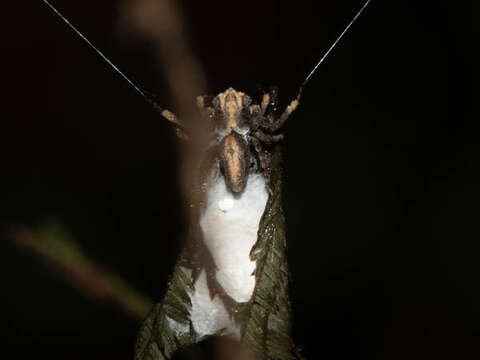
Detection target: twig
<box><xmin>118</xmin><ymin>0</ymin><xmax>207</xmax><ymax>122</ymax></box>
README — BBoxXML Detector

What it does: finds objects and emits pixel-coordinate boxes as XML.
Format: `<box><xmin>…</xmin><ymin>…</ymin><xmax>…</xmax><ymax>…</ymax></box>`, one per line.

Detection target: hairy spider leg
<box><xmin>156</xmin><ymin>108</ymin><xmax>189</xmax><ymax>140</ymax></box>
<box><xmin>276</xmin><ymin>98</ymin><xmax>300</xmax><ymax>130</ymax></box>
<box><xmin>260</xmin><ymin>93</ymin><xmax>270</xmax><ymax>116</ymax></box>
<box><xmin>260</xmin><ymin>96</ymin><xmax>300</xmax><ymax>133</ymax></box>
<box><xmin>250</xmin><ymin>136</ymin><xmax>272</xmax><ymax>192</ymax></box>
<box><xmin>254</xmin><ymin>129</ymin><xmax>284</xmax><ymax>143</ymax></box>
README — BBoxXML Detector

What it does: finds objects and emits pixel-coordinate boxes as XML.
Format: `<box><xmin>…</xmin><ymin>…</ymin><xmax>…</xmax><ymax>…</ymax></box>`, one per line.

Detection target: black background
<box><xmin>1</xmin><ymin>1</ymin><xmax>475</xmax><ymax>359</ymax></box>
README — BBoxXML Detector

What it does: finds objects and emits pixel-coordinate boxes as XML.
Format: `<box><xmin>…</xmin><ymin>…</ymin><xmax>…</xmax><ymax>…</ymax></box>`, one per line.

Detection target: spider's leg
<box><xmin>160</xmin><ymin>109</ymin><xmax>180</xmax><ymax>125</ymax></box>
<box><xmin>260</xmin><ymin>98</ymin><xmax>299</xmax><ymax>132</ymax></box>
<box><xmin>149</xmin><ymin>99</ymin><xmax>189</xmax><ymax>140</ymax></box>
<box><xmin>248</xmin><ymin>104</ymin><xmax>263</xmax><ymax>132</ymax></box>
<box><xmin>260</xmin><ymin>93</ymin><xmax>270</xmax><ymax>115</ymax></box>
<box><xmin>277</xmin><ymin>98</ymin><xmax>300</xmax><ymax>127</ymax></box>
<box><xmin>249</xmin><ymin>150</ymin><xmax>259</xmax><ymax>171</ymax></box>
<box><xmin>156</xmin><ymin>108</ymin><xmax>188</xmax><ymax>140</ymax></box>
<box><xmin>254</xmin><ymin>129</ymin><xmax>284</xmax><ymax>144</ymax></box>
<box><xmin>250</xmin><ymin>137</ymin><xmax>266</xmax><ymax>169</ymax></box>
<box><xmin>251</xmin><ymin>137</ymin><xmax>272</xmax><ymax>193</ymax></box>
<box><xmin>262</xmin><ymin>86</ymin><xmax>279</xmax><ymax>118</ymax></box>
<box><xmin>145</xmin><ymin>94</ymin><xmax>186</xmax><ymax>128</ymax></box>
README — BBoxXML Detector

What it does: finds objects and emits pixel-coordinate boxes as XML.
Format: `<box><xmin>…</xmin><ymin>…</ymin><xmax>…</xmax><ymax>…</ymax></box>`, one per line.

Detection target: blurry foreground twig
<box><xmin>118</xmin><ymin>0</ymin><xmax>207</xmax><ymax>122</ymax></box>
<box><xmin>118</xmin><ymin>0</ymin><xmax>210</xmax><ymax>205</ymax></box>
<box><xmin>11</xmin><ymin>222</ymin><xmax>153</xmax><ymax>321</ymax></box>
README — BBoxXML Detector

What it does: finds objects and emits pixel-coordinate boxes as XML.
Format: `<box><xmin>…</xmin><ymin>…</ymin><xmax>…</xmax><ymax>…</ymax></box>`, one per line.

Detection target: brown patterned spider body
<box><xmin>192</xmin><ymin>87</ymin><xmax>299</xmax><ymax>194</ymax></box>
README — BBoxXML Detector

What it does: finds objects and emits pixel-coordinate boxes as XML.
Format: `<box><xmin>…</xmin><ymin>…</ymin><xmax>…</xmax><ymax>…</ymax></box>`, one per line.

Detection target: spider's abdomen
<box><xmin>219</xmin><ymin>132</ymin><xmax>248</xmax><ymax>194</ymax></box>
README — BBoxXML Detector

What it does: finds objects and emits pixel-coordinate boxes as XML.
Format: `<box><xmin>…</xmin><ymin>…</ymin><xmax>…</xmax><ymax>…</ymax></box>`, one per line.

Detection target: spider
<box><xmin>41</xmin><ymin>0</ymin><xmax>371</xmax><ymax>196</ymax></box>
<box><xmin>158</xmin><ymin>87</ymin><xmax>299</xmax><ymax>194</ymax></box>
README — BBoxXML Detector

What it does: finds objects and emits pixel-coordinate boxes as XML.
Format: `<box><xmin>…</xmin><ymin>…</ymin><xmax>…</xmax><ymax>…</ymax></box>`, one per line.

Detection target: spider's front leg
<box><xmin>250</xmin><ymin>87</ymin><xmax>280</xmax><ymax>132</ymax></box>
<box><xmin>158</xmin><ymin>109</ymin><xmax>189</xmax><ymax>141</ymax></box>
<box><xmin>260</xmin><ymin>92</ymin><xmax>270</xmax><ymax>116</ymax></box>
<box><xmin>258</xmin><ymin>87</ymin><xmax>300</xmax><ymax>133</ymax></box>
<box><xmin>260</xmin><ymin>97</ymin><xmax>300</xmax><ymax>132</ymax></box>
<box><xmin>262</xmin><ymin>86</ymin><xmax>279</xmax><ymax>121</ymax></box>
<box><xmin>254</xmin><ymin>129</ymin><xmax>284</xmax><ymax>143</ymax></box>
<box><xmin>149</xmin><ymin>95</ymin><xmax>190</xmax><ymax>141</ymax></box>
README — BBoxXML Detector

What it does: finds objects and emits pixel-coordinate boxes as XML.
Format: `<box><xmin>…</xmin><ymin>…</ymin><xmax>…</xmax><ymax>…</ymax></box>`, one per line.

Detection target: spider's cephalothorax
<box><xmin>192</xmin><ymin>87</ymin><xmax>299</xmax><ymax>194</ymax></box>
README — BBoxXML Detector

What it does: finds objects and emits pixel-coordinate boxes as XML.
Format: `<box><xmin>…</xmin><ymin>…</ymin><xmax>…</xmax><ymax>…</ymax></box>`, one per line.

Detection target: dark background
<box><xmin>1</xmin><ymin>0</ymin><xmax>475</xmax><ymax>359</ymax></box>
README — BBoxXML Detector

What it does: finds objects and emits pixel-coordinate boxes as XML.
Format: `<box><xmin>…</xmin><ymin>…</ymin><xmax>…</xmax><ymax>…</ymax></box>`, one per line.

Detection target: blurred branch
<box><xmin>10</xmin><ymin>222</ymin><xmax>153</xmax><ymax>321</ymax></box>
<box><xmin>118</xmin><ymin>0</ymin><xmax>207</xmax><ymax>122</ymax></box>
<box><xmin>118</xmin><ymin>0</ymin><xmax>210</xmax><ymax>206</ymax></box>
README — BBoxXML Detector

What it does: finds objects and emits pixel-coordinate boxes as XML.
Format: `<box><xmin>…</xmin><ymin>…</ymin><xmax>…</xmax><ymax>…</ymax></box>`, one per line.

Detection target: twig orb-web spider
<box><xmin>168</xmin><ymin>87</ymin><xmax>299</xmax><ymax>194</ymax></box>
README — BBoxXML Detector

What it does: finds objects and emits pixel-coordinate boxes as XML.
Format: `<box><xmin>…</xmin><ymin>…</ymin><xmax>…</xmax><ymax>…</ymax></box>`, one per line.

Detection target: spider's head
<box><xmin>211</xmin><ymin>88</ymin><xmax>251</xmax><ymax>137</ymax></box>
